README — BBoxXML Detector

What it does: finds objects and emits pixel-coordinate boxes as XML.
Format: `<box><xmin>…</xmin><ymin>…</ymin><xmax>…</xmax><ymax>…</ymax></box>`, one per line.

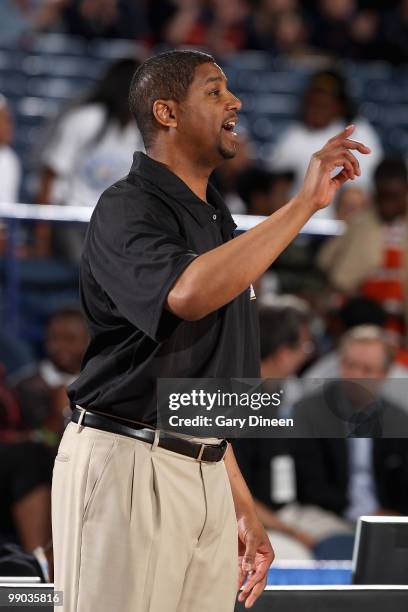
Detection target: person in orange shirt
<box><xmin>318</xmin><ymin>157</ymin><xmax>408</xmax><ymax>343</ymax></box>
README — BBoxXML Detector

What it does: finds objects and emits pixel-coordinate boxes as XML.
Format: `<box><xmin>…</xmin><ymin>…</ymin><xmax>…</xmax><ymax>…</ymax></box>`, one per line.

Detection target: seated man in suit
<box><xmin>292</xmin><ymin>325</ymin><xmax>408</xmax><ymax>522</ymax></box>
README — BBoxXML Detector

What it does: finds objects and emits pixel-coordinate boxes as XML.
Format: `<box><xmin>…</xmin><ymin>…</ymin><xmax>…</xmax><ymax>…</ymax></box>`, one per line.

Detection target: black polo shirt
<box><xmin>68</xmin><ymin>151</ymin><xmax>260</xmax><ymax>426</ymax></box>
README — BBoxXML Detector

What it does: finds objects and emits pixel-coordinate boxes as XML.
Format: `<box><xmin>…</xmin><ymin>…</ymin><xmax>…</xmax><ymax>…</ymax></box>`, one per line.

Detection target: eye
<box><xmin>209</xmin><ymin>89</ymin><xmax>220</xmax><ymax>97</ymax></box>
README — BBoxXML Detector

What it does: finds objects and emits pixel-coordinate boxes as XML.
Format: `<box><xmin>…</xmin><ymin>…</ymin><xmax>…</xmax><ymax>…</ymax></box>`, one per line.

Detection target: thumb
<box><xmin>242</xmin><ymin>535</ymin><xmax>257</xmax><ymax>572</ymax></box>
<box><xmin>344</xmin><ymin>123</ymin><xmax>355</xmax><ymax>136</ymax></box>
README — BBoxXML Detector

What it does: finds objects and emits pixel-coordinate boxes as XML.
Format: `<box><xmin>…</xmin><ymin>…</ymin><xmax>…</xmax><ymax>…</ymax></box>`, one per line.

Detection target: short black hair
<box><xmin>259</xmin><ymin>303</ymin><xmax>309</xmax><ymax>360</ymax></box>
<box><xmin>304</xmin><ymin>68</ymin><xmax>356</xmax><ymax>122</ymax></box>
<box><xmin>374</xmin><ymin>157</ymin><xmax>408</xmax><ymax>184</ymax></box>
<box><xmin>338</xmin><ymin>297</ymin><xmax>386</xmax><ymax>330</ymax></box>
<box><xmin>128</xmin><ymin>50</ymin><xmax>215</xmax><ymax>149</ymax></box>
<box><xmin>236</xmin><ymin>167</ymin><xmax>294</xmax><ymax>212</ymax></box>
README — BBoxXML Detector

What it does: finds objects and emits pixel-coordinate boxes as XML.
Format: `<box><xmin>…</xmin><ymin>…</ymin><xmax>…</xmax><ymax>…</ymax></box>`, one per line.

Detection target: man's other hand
<box><xmin>237</xmin><ymin>516</ymin><xmax>274</xmax><ymax>608</ymax></box>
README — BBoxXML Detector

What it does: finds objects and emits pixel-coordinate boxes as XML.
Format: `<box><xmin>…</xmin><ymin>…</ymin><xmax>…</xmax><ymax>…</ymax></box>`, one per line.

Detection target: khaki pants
<box><xmin>51</xmin><ymin>422</ymin><xmax>238</xmax><ymax>612</ymax></box>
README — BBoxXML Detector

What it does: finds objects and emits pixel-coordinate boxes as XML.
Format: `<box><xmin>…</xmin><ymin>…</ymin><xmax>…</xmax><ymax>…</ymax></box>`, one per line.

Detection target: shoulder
<box><xmin>346</xmin><ymin>208</ymin><xmax>381</xmax><ymax>231</ymax></box>
<box><xmin>381</xmin><ymin>398</ymin><xmax>408</xmax><ymax>425</ymax></box>
<box><xmin>0</xmin><ymin>146</ymin><xmax>20</xmax><ymax>168</ymax></box>
<box><xmin>276</xmin><ymin>122</ymin><xmax>304</xmax><ymax>142</ymax></box>
<box><xmin>91</xmin><ymin>174</ymin><xmax>181</xmax><ymax>231</ymax></box>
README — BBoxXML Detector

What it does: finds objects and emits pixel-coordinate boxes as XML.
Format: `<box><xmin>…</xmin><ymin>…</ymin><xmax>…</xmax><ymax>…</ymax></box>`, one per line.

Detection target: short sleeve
<box><xmin>88</xmin><ymin>192</ymin><xmax>198</xmax><ymax>342</ymax></box>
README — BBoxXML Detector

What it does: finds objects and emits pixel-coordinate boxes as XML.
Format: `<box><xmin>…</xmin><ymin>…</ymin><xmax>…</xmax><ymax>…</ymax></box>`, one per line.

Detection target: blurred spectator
<box><xmin>0</xmin><ymin>365</ymin><xmax>22</xmax><ymax>436</ymax></box>
<box><xmin>309</xmin><ymin>0</ymin><xmax>358</xmax><ymax>57</ymax></box>
<box><xmin>318</xmin><ymin>157</ymin><xmax>408</xmax><ymax>343</ymax></box>
<box><xmin>0</xmin><ymin>0</ymin><xmax>67</xmax><ymax>44</ymax></box>
<box><xmin>267</xmin><ymin>69</ymin><xmax>383</xmax><ymax>218</ymax></box>
<box><xmin>149</xmin><ymin>0</ymin><xmax>249</xmax><ymax>55</ymax></box>
<box><xmin>234</xmin><ymin>299</ymin><xmax>353</xmax><ymax>560</ymax></box>
<box><xmin>0</xmin><ymin>368</ymin><xmax>53</xmax><ymax>562</ymax></box>
<box><xmin>0</xmin><ymin>332</ymin><xmax>34</xmax><ymax>384</ymax></box>
<box><xmin>348</xmin><ymin>9</ymin><xmax>382</xmax><ymax>61</ymax></box>
<box><xmin>293</xmin><ymin>326</ymin><xmax>408</xmax><ymax>521</ymax></box>
<box><xmin>0</xmin><ymin>440</ymin><xmax>53</xmax><ymax>555</ymax></box>
<box><xmin>304</xmin><ymin>296</ymin><xmax>408</xmax><ymax>412</ymax></box>
<box><xmin>35</xmin><ymin>58</ymin><xmax>144</xmax><ymax>260</ymax></box>
<box><xmin>334</xmin><ymin>186</ymin><xmax>369</xmax><ymax>223</ymax></box>
<box><xmin>244</xmin><ymin>0</ymin><xmax>311</xmax><ymax>57</ymax></box>
<box><xmin>62</xmin><ymin>0</ymin><xmax>149</xmax><ymax>40</ymax></box>
<box><xmin>234</xmin><ymin>166</ymin><xmax>325</xmax><ymax>298</ymax></box>
<box><xmin>236</xmin><ymin>167</ymin><xmax>294</xmax><ymax>216</ymax></box>
<box><xmin>270</xmin><ymin>7</ymin><xmax>310</xmax><ymax>57</ymax></box>
<box><xmin>14</xmin><ymin>307</ymin><xmax>89</xmax><ymax>443</ymax></box>
<box><xmin>0</xmin><ymin>95</ymin><xmax>21</xmax><ymax>204</ymax></box>
<box><xmin>381</xmin><ymin>0</ymin><xmax>408</xmax><ymax>65</ymax></box>
<box><xmin>316</xmin><ymin>187</ymin><xmax>369</xmax><ymax>299</ymax></box>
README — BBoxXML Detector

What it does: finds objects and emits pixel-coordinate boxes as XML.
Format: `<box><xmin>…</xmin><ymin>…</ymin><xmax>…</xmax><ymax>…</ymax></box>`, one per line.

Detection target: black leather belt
<box><xmin>70</xmin><ymin>407</ymin><xmax>228</xmax><ymax>463</ymax></box>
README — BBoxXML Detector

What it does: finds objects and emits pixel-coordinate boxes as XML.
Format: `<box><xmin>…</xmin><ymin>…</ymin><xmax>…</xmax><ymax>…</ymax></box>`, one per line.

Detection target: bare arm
<box><xmin>33</xmin><ymin>167</ymin><xmax>57</xmax><ymax>257</ymax></box>
<box><xmin>224</xmin><ymin>444</ymin><xmax>274</xmax><ymax>608</ymax></box>
<box><xmin>166</xmin><ymin>125</ymin><xmax>370</xmax><ymax>321</ymax></box>
<box><xmin>254</xmin><ymin>500</ymin><xmax>315</xmax><ymax>549</ymax></box>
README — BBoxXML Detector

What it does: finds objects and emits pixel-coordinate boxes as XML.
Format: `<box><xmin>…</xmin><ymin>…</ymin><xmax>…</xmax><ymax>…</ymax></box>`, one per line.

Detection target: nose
<box><xmin>227</xmin><ymin>91</ymin><xmax>242</xmax><ymax>112</ymax></box>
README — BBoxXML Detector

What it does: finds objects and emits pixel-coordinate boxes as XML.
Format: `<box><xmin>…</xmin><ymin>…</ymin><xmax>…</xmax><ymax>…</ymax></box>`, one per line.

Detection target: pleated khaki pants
<box><xmin>51</xmin><ymin>422</ymin><xmax>238</xmax><ymax>612</ymax></box>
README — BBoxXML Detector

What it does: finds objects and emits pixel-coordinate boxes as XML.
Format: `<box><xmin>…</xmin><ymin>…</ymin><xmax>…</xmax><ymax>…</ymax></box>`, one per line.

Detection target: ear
<box><xmin>152</xmin><ymin>99</ymin><xmax>178</xmax><ymax>129</ymax></box>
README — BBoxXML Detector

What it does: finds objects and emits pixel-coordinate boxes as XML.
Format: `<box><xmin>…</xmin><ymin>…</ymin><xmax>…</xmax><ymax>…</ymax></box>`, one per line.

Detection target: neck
<box><xmin>147</xmin><ymin>143</ymin><xmax>214</xmax><ymax>203</ymax></box>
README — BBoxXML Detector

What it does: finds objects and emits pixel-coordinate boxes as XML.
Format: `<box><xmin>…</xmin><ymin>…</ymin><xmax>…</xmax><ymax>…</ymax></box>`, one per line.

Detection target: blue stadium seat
<box><xmin>30</xmin><ymin>34</ymin><xmax>86</xmax><ymax>56</ymax></box>
<box><xmin>21</xmin><ymin>54</ymin><xmax>103</xmax><ymax>80</ymax></box>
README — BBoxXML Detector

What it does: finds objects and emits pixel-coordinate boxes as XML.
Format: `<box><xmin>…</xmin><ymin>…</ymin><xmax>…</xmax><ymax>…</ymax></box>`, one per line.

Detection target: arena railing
<box><xmin>0</xmin><ymin>203</ymin><xmax>345</xmax><ymax>332</ymax></box>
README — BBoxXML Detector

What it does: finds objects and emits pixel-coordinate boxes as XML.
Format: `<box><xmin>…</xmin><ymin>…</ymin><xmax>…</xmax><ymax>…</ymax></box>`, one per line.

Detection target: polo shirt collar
<box><xmin>129</xmin><ymin>152</ymin><xmax>237</xmax><ymax>235</ymax></box>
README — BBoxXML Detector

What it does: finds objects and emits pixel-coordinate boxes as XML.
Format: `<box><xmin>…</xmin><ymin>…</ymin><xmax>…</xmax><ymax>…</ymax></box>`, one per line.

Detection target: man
<box><xmin>293</xmin><ymin>325</ymin><xmax>408</xmax><ymax>520</ymax></box>
<box><xmin>51</xmin><ymin>49</ymin><xmax>370</xmax><ymax>612</ymax></box>
<box><xmin>14</xmin><ymin>308</ymin><xmax>89</xmax><ymax>439</ymax></box>
<box><xmin>318</xmin><ymin>157</ymin><xmax>408</xmax><ymax>343</ymax></box>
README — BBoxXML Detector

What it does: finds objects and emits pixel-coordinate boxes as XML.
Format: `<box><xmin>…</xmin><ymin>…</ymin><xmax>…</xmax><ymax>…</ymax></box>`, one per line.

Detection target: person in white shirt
<box><xmin>0</xmin><ymin>94</ymin><xmax>21</xmax><ymax>203</ymax></box>
<box><xmin>35</xmin><ymin>58</ymin><xmax>144</xmax><ymax>260</ymax></box>
<box><xmin>267</xmin><ymin>69</ymin><xmax>382</xmax><ymax>219</ymax></box>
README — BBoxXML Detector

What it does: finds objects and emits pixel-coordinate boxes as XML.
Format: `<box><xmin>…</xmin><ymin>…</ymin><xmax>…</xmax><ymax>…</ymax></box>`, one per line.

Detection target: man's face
<box><xmin>177</xmin><ymin>63</ymin><xmax>242</xmax><ymax>165</ymax></box>
<box><xmin>340</xmin><ymin>340</ymin><xmax>387</xmax><ymax>380</ymax></box>
<box><xmin>375</xmin><ymin>178</ymin><xmax>408</xmax><ymax>223</ymax></box>
<box><xmin>46</xmin><ymin>316</ymin><xmax>89</xmax><ymax>375</ymax></box>
<box><xmin>303</xmin><ymin>88</ymin><xmax>342</xmax><ymax>129</ymax></box>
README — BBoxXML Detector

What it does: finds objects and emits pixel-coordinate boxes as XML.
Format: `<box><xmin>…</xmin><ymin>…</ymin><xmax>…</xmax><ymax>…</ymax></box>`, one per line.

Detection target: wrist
<box><xmin>236</xmin><ymin>504</ymin><xmax>258</xmax><ymax>524</ymax></box>
<box><xmin>290</xmin><ymin>193</ymin><xmax>317</xmax><ymax>216</ymax></box>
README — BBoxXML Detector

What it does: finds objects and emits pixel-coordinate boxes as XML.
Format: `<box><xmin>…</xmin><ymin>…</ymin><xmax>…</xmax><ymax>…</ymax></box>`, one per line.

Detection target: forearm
<box><xmin>167</xmin><ymin>195</ymin><xmax>313</xmax><ymax>320</ymax></box>
<box><xmin>254</xmin><ymin>500</ymin><xmax>292</xmax><ymax>534</ymax></box>
<box><xmin>224</xmin><ymin>443</ymin><xmax>258</xmax><ymax>521</ymax></box>
<box><xmin>254</xmin><ymin>500</ymin><xmax>302</xmax><ymax>538</ymax></box>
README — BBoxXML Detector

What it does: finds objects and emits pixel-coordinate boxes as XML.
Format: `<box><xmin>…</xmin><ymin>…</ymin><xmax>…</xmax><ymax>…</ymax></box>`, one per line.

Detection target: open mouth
<box><xmin>222</xmin><ymin>119</ymin><xmax>238</xmax><ymax>135</ymax></box>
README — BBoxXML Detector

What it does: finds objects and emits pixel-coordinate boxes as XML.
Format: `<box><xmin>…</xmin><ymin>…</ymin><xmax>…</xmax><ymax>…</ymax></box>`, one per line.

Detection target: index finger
<box><xmin>328</xmin><ymin>123</ymin><xmax>356</xmax><ymax>144</ymax></box>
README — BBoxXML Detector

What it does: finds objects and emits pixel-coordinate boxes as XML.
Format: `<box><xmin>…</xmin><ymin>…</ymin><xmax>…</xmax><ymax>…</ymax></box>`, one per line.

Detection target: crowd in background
<box><xmin>1</xmin><ymin>0</ymin><xmax>408</xmax><ymax>581</ymax></box>
<box><xmin>1</xmin><ymin>1</ymin><xmax>408</xmax><ymax>64</ymax></box>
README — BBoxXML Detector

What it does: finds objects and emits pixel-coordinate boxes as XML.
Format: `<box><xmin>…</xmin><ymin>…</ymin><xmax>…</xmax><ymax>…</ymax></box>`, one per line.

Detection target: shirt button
<box><xmin>212</xmin><ymin>214</ymin><xmax>217</xmax><ymax>220</ymax></box>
